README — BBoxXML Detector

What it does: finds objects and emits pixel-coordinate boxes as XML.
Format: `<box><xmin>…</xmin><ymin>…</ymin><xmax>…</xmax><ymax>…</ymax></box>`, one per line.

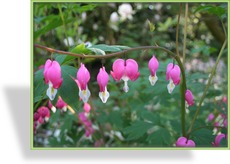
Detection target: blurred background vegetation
<box><xmin>33</xmin><ymin>2</ymin><xmax>228</xmax><ymax>147</ymax></box>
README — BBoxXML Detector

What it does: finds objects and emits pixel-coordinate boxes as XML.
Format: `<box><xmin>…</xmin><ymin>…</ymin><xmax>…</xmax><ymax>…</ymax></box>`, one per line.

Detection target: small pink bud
<box><xmin>83</xmin><ymin>102</ymin><xmax>91</xmax><ymax>113</ymax></box>
<box><xmin>56</xmin><ymin>97</ymin><xmax>67</xmax><ymax>111</ymax></box>
<box><xmin>48</xmin><ymin>100</ymin><xmax>56</xmax><ymax>113</ymax></box>
<box><xmin>185</xmin><ymin>89</ymin><xmax>194</xmax><ymax>106</ymax></box>
<box><xmin>207</xmin><ymin>113</ymin><xmax>215</xmax><ymax>122</ymax></box>
<box><xmin>148</xmin><ymin>55</ymin><xmax>159</xmax><ymax>86</ymax></box>
<box><xmin>176</xmin><ymin>137</ymin><xmax>195</xmax><ymax>147</ymax></box>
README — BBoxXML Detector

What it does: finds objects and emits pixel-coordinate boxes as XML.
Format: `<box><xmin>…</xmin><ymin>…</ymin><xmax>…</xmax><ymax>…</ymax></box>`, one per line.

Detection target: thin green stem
<box><xmin>182</xmin><ymin>3</ymin><xmax>188</xmax><ymax>65</ymax></box>
<box><xmin>187</xmin><ymin>125</ymin><xmax>226</xmax><ymax>137</ymax></box>
<box><xmin>58</xmin><ymin>4</ymin><xmax>70</xmax><ymax>49</ymax></box>
<box><xmin>187</xmin><ymin>39</ymin><xmax>227</xmax><ymax>137</ymax></box>
<box><xmin>176</xmin><ymin>4</ymin><xmax>182</xmax><ymax>56</ymax></box>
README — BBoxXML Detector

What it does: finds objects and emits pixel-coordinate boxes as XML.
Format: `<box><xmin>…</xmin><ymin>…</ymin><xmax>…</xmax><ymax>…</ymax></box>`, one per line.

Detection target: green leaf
<box><xmin>70</xmin><ymin>43</ymin><xmax>91</xmax><ymax>54</ymax></box>
<box><xmin>58</xmin><ymin>65</ymin><xmax>79</xmax><ymax>109</ymax></box>
<box><xmin>89</xmin><ymin>44</ymin><xmax>130</xmax><ymax>52</ymax></box>
<box><xmin>147</xmin><ymin>19</ymin><xmax>155</xmax><ymax>32</ymax></box>
<box><xmin>192</xmin><ymin>128</ymin><xmax>215</xmax><ymax>147</ymax></box>
<box><xmin>54</xmin><ymin>54</ymin><xmax>76</xmax><ymax>65</ymax></box>
<box><xmin>123</xmin><ymin>121</ymin><xmax>152</xmax><ymax>140</ymax></box>
<box><xmin>88</xmin><ymin>47</ymin><xmax>106</xmax><ymax>55</ymax></box>
<box><xmin>147</xmin><ymin>127</ymin><xmax>172</xmax><ymax>146</ymax></box>
<box><xmin>141</xmin><ymin>111</ymin><xmax>160</xmax><ymax>124</ymax></box>
<box><xmin>194</xmin><ymin>5</ymin><xmax>226</xmax><ymax>18</ymax></box>
<box><xmin>34</xmin><ymin>69</ymin><xmax>47</xmax><ymax>103</ymax></box>
<box><xmin>34</xmin><ymin>17</ymin><xmax>75</xmax><ymax>38</ymax></box>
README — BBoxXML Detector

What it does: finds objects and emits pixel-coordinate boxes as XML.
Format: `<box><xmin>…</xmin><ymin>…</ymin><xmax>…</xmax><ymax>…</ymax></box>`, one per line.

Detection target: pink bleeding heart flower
<box><xmin>185</xmin><ymin>89</ymin><xmax>194</xmax><ymax>106</ymax></box>
<box><xmin>48</xmin><ymin>100</ymin><xmax>56</xmax><ymax>113</ymax></box>
<box><xmin>37</xmin><ymin>106</ymin><xmax>50</xmax><ymax>122</ymax></box>
<box><xmin>166</xmin><ymin>63</ymin><xmax>181</xmax><ymax>94</ymax></box>
<box><xmin>44</xmin><ymin>59</ymin><xmax>63</xmax><ymax>100</ymax></box>
<box><xmin>78</xmin><ymin>112</ymin><xmax>94</xmax><ymax>137</ymax></box>
<box><xmin>111</xmin><ymin>58</ymin><xmax>140</xmax><ymax>92</ymax></box>
<box><xmin>75</xmin><ymin>63</ymin><xmax>91</xmax><ymax>103</ymax></box>
<box><xmin>56</xmin><ymin>96</ymin><xmax>67</xmax><ymax>112</ymax></box>
<box><xmin>176</xmin><ymin>137</ymin><xmax>196</xmax><ymax>147</ymax></box>
<box><xmin>212</xmin><ymin>133</ymin><xmax>226</xmax><ymax>147</ymax></box>
<box><xmin>148</xmin><ymin>55</ymin><xmax>159</xmax><ymax>86</ymax></box>
<box><xmin>207</xmin><ymin>113</ymin><xmax>215</xmax><ymax>122</ymax></box>
<box><xmin>83</xmin><ymin>102</ymin><xmax>91</xmax><ymax>113</ymax></box>
<box><xmin>97</xmin><ymin>67</ymin><xmax>110</xmax><ymax>103</ymax></box>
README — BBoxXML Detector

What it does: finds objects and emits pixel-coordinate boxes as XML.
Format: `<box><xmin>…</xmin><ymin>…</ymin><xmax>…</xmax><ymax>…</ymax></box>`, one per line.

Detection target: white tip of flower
<box><xmin>167</xmin><ymin>80</ymin><xmax>175</xmax><ymax>94</ymax></box>
<box><xmin>62</xmin><ymin>106</ymin><xmax>67</xmax><ymax>112</ymax></box>
<box><xmin>79</xmin><ymin>87</ymin><xmax>91</xmax><ymax>103</ymax></box>
<box><xmin>45</xmin><ymin>117</ymin><xmax>49</xmax><ymax>122</ymax></box>
<box><xmin>123</xmin><ymin>80</ymin><xmax>129</xmax><ymax>92</ymax></box>
<box><xmin>46</xmin><ymin>86</ymin><xmax>57</xmax><ymax>101</ymax></box>
<box><xmin>51</xmin><ymin>106</ymin><xmax>57</xmax><ymax>113</ymax></box>
<box><xmin>149</xmin><ymin>75</ymin><xmax>158</xmax><ymax>86</ymax></box>
<box><xmin>99</xmin><ymin>88</ymin><xmax>110</xmax><ymax>103</ymax></box>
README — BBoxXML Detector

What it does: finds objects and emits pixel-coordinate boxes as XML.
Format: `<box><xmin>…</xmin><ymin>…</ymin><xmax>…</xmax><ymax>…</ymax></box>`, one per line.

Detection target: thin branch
<box><xmin>58</xmin><ymin>4</ymin><xmax>70</xmax><ymax>48</ymax></box>
<box><xmin>186</xmin><ymin>39</ymin><xmax>227</xmax><ymax>137</ymax></box>
<box><xmin>176</xmin><ymin>4</ymin><xmax>182</xmax><ymax>56</ymax></box>
<box><xmin>182</xmin><ymin>3</ymin><xmax>188</xmax><ymax>65</ymax></box>
<box><xmin>34</xmin><ymin>43</ymin><xmax>176</xmax><ymax>59</ymax></box>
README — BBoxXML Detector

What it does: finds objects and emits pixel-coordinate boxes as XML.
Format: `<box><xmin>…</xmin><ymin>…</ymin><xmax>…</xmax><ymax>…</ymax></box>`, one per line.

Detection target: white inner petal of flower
<box><xmin>46</xmin><ymin>82</ymin><xmax>57</xmax><ymax>100</ymax></box>
<box><xmin>99</xmin><ymin>87</ymin><xmax>110</xmax><ymax>103</ymax></box>
<box><xmin>62</xmin><ymin>106</ymin><xmax>67</xmax><ymax>112</ymax></box>
<box><xmin>149</xmin><ymin>74</ymin><xmax>158</xmax><ymax>86</ymax></box>
<box><xmin>51</xmin><ymin>106</ymin><xmax>57</xmax><ymax>113</ymax></box>
<box><xmin>45</xmin><ymin>117</ymin><xmax>49</xmax><ymax>122</ymax></box>
<box><xmin>79</xmin><ymin>86</ymin><xmax>91</xmax><ymax>103</ymax></box>
<box><xmin>167</xmin><ymin>79</ymin><xmax>175</xmax><ymax>94</ymax></box>
<box><xmin>122</xmin><ymin>76</ymin><xmax>129</xmax><ymax>92</ymax></box>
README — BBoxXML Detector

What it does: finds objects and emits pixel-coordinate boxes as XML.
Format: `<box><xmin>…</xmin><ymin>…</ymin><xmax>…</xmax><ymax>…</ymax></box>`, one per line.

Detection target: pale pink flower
<box><xmin>148</xmin><ymin>55</ymin><xmax>159</xmax><ymax>86</ymax></box>
<box><xmin>111</xmin><ymin>59</ymin><xmax>140</xmax><ymax>92</ymax></box>
<box><xmin>175</xmin><ymin>137</ymin><xmax>195</xmax><ymax>147</ymax></box>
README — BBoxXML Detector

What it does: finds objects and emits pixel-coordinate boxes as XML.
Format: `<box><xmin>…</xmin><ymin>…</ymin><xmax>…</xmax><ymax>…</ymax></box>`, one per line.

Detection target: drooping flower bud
<box><xmin>166</xmin><ymin>63</ymin><xmax>181</xmax><ymax>94</ymax></box>
<box><xmin>75</xmin><ymin>63</ymin><xmax>91</xmax><ymax>103</ymax></box>
<box><xmin>148</xmin><ymin>55</ymin><xmax>159</xmax><ymax>86</ymax></box>
<box><xmin>97</xmin><ymin>67</ymin><xmax>110</xmax><ymax>103</ymax></box>
<box><xmin>185</xmin><ymin>89</ymin><xmax>194</xmax><ymax>106</ymax></box>
<box><xmin>44</xmin><ymin>59</ymin><xmax>63</xmax><ymax>100</ymax></box>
